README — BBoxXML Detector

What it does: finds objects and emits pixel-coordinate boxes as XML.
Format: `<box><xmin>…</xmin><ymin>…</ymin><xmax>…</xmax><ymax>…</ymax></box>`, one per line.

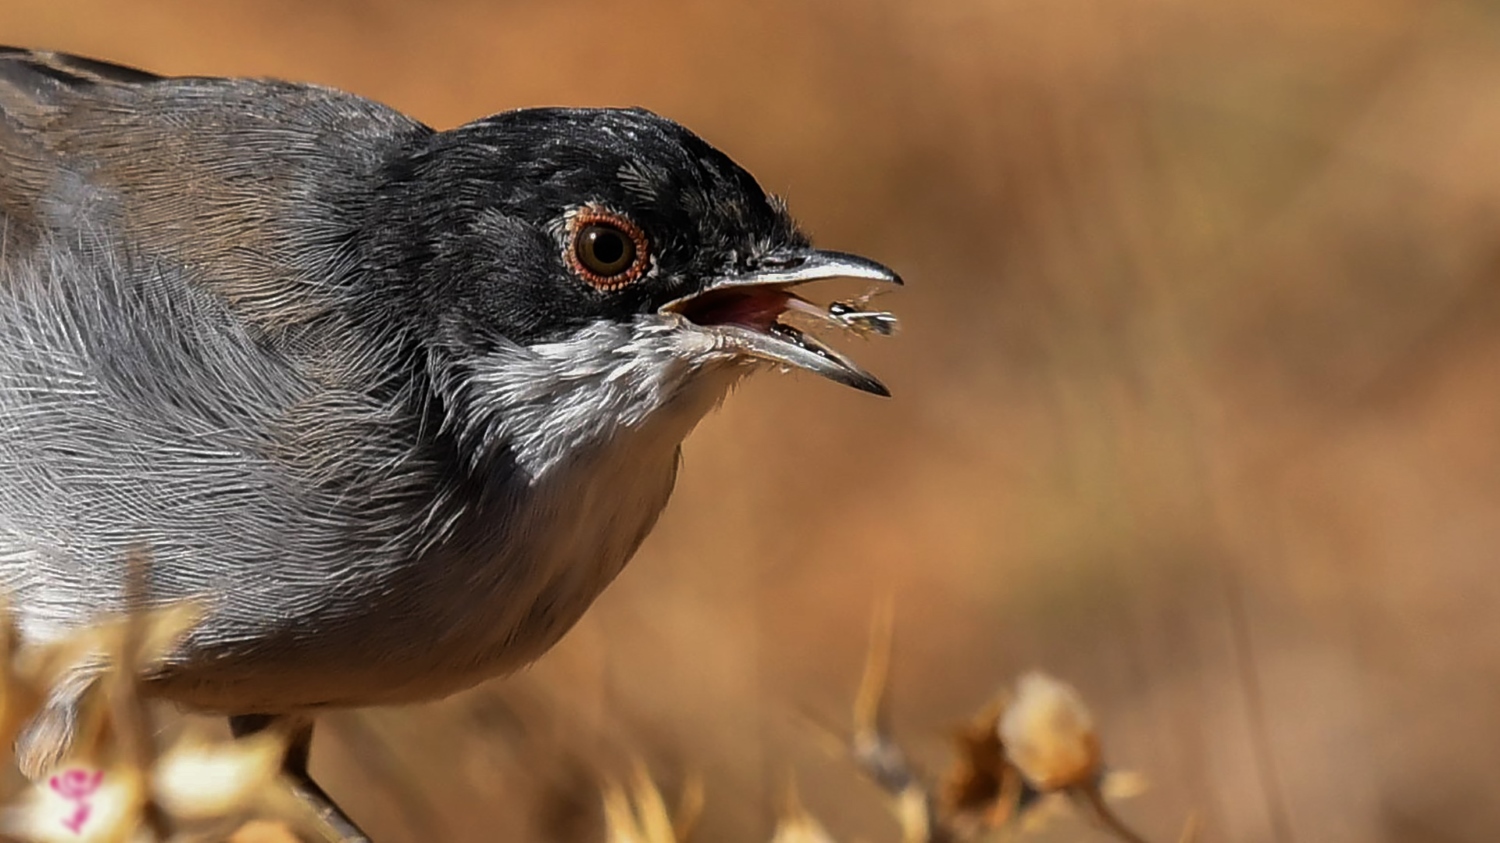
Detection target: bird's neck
<box><xmin>373</xmin><ymin>321</ymin><xmax>745</xmax><ymax>676</ymax></box>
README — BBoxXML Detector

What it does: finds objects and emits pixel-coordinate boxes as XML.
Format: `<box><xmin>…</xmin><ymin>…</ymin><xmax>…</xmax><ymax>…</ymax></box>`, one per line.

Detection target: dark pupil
<box><xmin>590</xmin><ymin>229</ymin><xmax>626</xmax><ymax>266</ymax></box>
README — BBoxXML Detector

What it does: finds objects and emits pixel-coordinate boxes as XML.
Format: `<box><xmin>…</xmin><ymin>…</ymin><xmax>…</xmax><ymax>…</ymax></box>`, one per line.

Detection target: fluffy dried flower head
<box><xmin>151</xmin><ymin>730</ymin><xmax>285</xmax><ymax>822</ymax></box>
<box><xmin>998</xmin><ymin>672</ymin><xmax>1101</xmax><ymax>792</ymax></box>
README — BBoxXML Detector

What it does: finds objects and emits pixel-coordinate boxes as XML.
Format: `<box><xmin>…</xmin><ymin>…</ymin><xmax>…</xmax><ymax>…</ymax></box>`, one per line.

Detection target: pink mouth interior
<box><xmin>675</xmin><ymin>287</ymin><xmax>795</xmax><ymax>331</ymax></box>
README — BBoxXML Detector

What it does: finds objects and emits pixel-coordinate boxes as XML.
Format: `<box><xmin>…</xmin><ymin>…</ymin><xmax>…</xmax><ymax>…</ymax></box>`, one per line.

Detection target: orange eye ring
<box><xmin>565</xmin><ymin>206</ymin><xmax>649</xmax><ymax>291</ymax></box>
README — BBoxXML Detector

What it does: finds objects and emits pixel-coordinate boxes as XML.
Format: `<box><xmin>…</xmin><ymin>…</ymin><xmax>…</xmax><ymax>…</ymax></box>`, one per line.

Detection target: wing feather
<box><xmin>0</xmin><ymin>46</ymin><xmax>431</xmax><ymax>332</ymax></box>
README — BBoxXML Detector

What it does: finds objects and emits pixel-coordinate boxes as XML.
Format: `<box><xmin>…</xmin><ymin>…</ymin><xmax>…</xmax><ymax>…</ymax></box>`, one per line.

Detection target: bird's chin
<box><xmin>660</xmin><ymin>249</ymin><xmax>902</xmax><ymax>397</ymax></box>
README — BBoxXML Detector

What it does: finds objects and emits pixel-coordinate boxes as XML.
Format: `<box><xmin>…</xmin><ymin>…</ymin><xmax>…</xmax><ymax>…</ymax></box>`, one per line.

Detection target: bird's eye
<box><xmin>566</xmin><ymin>208</ymin><xmax>648</xmax><ymax>291</ymax></box>
<box><xmin>578</xmin><ymin>225</ymin><xmax>634</xmax><ymax>275</ymax></box>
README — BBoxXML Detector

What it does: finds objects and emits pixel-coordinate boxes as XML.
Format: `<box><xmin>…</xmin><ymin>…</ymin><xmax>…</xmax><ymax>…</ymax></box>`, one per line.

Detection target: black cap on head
<box><xmin>377</xmin><ymin>107</ymin><xmax>806</xmax><ymax>345</ymax></box>
<box><xmin>370</xmin><ymin>105</ymin><xmax>899</xmax><ymax>396</ymax></box>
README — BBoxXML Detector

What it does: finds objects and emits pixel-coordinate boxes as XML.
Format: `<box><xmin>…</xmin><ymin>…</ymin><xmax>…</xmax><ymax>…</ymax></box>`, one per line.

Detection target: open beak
<box><xmin>661</xmin><ymin>250</ymin><xmax>903</xmax><ymax>396</ymax></box>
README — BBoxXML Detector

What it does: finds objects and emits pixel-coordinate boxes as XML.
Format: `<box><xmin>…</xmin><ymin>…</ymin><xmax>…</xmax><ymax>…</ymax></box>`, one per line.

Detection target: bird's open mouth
<box><xmin>671</xmin><ymin>286</ymin><xmax>798</xmax><ymax>333</ymax></box>
<box><xmin>662</xmin><ymin>250</ymin><xmax>902</xmax><ymax>396</ymax></box>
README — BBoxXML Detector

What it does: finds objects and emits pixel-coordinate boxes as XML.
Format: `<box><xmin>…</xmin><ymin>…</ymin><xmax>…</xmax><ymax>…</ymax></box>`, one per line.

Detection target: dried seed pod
<box><xmin>998</xmin><ymin>672</ymin><xmax>1101</xmax><ymax>792</ymax></box>
<box><xmin>152</xmin><ymin>730</ymin><xmax>285</xmax><ymax>822</ymax></box>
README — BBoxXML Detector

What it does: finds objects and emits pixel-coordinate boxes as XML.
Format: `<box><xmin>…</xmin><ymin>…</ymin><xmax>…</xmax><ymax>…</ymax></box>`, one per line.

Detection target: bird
<box><xmin>0</xmin><ymin>47</ymin><xmax>900</xmax><ymax>837</ymax></box>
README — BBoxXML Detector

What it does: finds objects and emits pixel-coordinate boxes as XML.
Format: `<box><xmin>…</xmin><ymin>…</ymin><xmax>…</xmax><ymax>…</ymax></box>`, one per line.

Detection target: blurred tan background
<box><xmin>5</xmin><ymin>0</ymin><xmax>1499</xmax><ymax>840</ymax></box>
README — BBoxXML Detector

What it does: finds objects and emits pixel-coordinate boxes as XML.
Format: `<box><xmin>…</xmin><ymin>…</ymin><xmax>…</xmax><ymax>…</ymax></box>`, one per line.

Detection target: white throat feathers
<box><xmin>444</xmin><ymin>316</ymin><xmax>750</xmax><ymax>480</ymax></box>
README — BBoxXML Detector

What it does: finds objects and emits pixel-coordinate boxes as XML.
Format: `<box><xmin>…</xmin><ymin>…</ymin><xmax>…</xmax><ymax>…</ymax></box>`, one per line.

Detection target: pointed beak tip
<box><xmin>832</xmin><ymin>365</ymin><xmax>892</xmax><ymax>397</ymax></box>
<box><xmin>816</xmin><ymin>249</ymin><xmax>903</xmax><ymax>287</ymax></box>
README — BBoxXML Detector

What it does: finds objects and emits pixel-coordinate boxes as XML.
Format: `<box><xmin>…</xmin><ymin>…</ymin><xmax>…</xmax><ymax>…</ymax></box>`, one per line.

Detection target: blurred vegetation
<box><xmin>2</xmin><ymin>0</ymin><xmax>1499</xmax><ymax>840</ymax></box>
<box><xmin>0</xmin><ymin>577</ymin><xmax>1154</xmax><ymax>842</ymax></box>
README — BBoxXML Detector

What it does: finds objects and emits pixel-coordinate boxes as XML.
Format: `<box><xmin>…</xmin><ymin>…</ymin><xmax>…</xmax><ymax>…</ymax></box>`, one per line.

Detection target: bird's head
<box><xmin>379</xmin><ymin>107</ymin><xmax>900</xmax><ymax>472</ymax></box>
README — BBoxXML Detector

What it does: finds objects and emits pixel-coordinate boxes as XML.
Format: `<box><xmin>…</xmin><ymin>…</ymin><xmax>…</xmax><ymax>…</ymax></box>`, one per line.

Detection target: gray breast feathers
<box><xmin>0</xmin><ymin>225</ymin><xmax>736</xmax><ymax>710</ymax></box>
<box><xmin>0</xmin><ymin>230</ymin><xmax>436</xmax><ymax>644</ymax></box>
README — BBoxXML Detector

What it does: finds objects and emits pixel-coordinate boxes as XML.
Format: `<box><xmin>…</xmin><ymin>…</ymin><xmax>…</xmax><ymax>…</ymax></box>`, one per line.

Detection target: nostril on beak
<box><xmin>757</xmin><ymin>255</ymin><xmax>807</xmax><ymax>272</ymax></box>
